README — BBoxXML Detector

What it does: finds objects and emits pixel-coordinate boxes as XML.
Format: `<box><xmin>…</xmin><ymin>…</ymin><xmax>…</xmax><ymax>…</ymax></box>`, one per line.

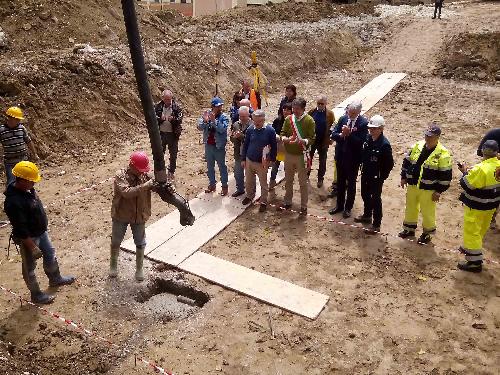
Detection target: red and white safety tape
<box><xmin>194</xmin><ymin>194</ymin><xmax>499</xmax><ymax>267</ymax></box>
<box><xmin>0</xmin><ymin>285</ymin><xmax>173</xmax><ymax>374</ymax></box>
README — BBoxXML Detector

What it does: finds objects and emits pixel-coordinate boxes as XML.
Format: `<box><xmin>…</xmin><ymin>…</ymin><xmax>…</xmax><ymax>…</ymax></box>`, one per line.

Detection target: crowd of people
<box><xmin>1</xmin><ymin>81</ymin><xmax>499</xmax><ymax>303</ymax></box>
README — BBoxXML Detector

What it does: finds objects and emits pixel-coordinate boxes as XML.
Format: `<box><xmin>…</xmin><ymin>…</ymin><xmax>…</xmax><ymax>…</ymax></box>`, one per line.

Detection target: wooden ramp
<box><xmin>122</xmin><ymin>168</ymin><xmax>284</xmax><ymax>263</ymax></box>
<box><xmin>332</xmin><ymin>72</ymin><xmax>407</xmax><ymax>120</ymax></box>
<box><xmin>122</xmin><ymin>72</ymin><xmax>406</xmax><ymax>319</ymax></box>
<box><xmin>179</xmin><ymin>252</ymin><xmax>329</xmax><ymax>320</ymax></box>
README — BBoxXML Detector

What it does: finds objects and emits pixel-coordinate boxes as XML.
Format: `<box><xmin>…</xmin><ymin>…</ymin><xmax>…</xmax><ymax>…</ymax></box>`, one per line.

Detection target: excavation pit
<box><xmin>135</xmin><ymin>277</ymin><xmax>210</xmax><ymax>322</ymax></box>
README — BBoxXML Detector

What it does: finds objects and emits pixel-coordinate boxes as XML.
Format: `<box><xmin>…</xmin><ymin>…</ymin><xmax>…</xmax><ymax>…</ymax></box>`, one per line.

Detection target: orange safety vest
<box><xmin>249</xmin><ymin>89</ymin><xmax>259</xmax><ymax>110</ymax></box>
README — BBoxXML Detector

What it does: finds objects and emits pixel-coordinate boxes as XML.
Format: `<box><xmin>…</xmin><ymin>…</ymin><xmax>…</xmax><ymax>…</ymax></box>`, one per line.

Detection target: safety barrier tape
<box><xmin>2</xmin><ymin>171</ymin><xmax>498</xmax><ymax>268</ymax></box>
<box><xmin>194</xmin><ymin>194</ymin><xmax>499</xmax><ymax>267</ymax></box>
<box><xmin>0</xmin><ymin>285</ymin><xmax>173</xmax><ymax>375</ymax></box>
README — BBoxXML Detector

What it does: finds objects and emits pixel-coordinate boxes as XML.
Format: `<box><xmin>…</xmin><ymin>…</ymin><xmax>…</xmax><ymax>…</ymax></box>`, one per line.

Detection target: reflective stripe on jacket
<box><xmin>459</xmin><ymin>157</ymin><xmax>500</xmax><ymax>210</ymax></box>
<box><xmin>401</xmin><ymin>140</ymin><xmax>452</xmax><ymax>193</ymax></box>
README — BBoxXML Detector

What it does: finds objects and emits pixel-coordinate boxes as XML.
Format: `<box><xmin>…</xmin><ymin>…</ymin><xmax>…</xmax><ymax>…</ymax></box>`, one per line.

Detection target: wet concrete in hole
<box><xmin>135</xmin><ymin>277</ymin><xmax>210</xmax><ymax>322</ymax></box>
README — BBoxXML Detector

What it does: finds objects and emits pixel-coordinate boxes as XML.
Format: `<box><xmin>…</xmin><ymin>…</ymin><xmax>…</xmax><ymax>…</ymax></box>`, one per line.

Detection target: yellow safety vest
<box><xmin>459</xmin><ymin>157</ymin><xmax>500</xmax><ymax>210</ymax></box>
<box><xmin>402</xmin><ymin>140</ymin><xmax>452</xmax><ymax>192</ymax></box>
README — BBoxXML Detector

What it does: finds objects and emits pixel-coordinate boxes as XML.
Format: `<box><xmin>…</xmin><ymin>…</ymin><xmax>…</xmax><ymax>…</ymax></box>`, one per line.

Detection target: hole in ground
<box><xmin>135</xmin><ymin>277</ymin><xmax>210</xmax><ymax>322</ymax></box>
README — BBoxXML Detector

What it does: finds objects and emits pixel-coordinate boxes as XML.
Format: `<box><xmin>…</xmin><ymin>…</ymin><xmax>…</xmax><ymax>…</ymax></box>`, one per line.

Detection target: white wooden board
<box><xmin>332</xmin><ymin>72</ymin><xmax>406</xmax><ymax>120</ymax></box>
<box><xmin>122</xmin><ymin>166</ymin><xmax>284</xmax><ymax>255</ymax></box>
<box><xmin>145</xmin><ymin>167</ymin><xmax>284</xmax><ymax>265</ymax></box>
<box><xmin>179</xmin><ymin>251</ymin><xmax>329</xmax><ymax>320</ymax></box>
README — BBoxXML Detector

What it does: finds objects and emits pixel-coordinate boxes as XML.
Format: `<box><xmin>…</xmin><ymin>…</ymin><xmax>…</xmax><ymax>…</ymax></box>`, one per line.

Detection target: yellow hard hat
<box><xmin>12</xmin><ymin>161</ymin><xmax>42</xmax><ymax>183</ymax></box>
<box><xmin>6</xmin><ymin>106</ymin><xmax>24</xmax><ymax>120</ymax></box>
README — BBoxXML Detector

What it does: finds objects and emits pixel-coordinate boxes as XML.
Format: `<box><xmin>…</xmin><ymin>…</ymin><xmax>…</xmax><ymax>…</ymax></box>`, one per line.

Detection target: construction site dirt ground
<box><xmin>0</xmin><ymin>1</ymin><xmax>499</xmax><ymax>374</ymax></box>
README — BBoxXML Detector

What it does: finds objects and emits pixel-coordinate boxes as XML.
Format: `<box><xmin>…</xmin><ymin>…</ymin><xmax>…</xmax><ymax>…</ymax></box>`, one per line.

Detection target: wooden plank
<box><xmin>178</xmin><ymin>252</ymin><xmax>329</xmax><ymax>320</ymax></box>
<box><xmin>333</xmin><ymin>72</ymin><xmax>406</xmax><ymax>120</ymax></box>
<box><xmin>146</xmin><ymin>167</ymin><xmax>284</xmax><ymax>265</ymax></box>
<box><xmin>147</xmin><ymin>196</ymin><xmax>246</xmax><ymax>265</ymax></box>
<box><xmin>122</xmin><ymin>163</ymin><xmax>286</xmax><ymax>255</ymax></box>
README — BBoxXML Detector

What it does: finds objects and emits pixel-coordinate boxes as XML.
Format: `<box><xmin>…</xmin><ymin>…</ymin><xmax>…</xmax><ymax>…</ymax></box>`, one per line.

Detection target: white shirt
<box><xmin>160</xmin><ymin>106</ymin><xmax>173</xmax><ymax>133</ymax></box>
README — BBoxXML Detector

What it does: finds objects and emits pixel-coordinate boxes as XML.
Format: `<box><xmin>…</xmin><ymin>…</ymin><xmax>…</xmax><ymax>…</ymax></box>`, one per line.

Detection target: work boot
<box><xmin>109</xmin><ymin>246</ymin><xmax>119</xmax><ymax>278</ymax></box>
<box><xmin>31</xmin><ymin>291</ymin><xmax>55</xmax><ymax>305</ymax></box>
<box><xmin>354</xmin><ymin>215</ymin><xmax>371</xmax><ymax>224</ymax></box>
<box><xmin>205</xmin><ymin>185</ymin><xmax>216</xmax><ymax>193</ymax></box>
<box><xmin>231</xmin><ymin>190</ymin><xmax>245</xmax><ymax>198</ymax></box>
<box><xmin>457</xmin><ymin>260</ymin><xmax>482</xmax><ymax>273</ymax></box>
<box><xmin>280</xmin><ymin>203</ymin><xmax>292</xmax><ymax>211</ymax></box>
<box><xmin>398</xmin><ymin>229</ymin><xmax>415</xmax><ymax>239</ymax></box>
<box><xmin>135</xmin><ymin>247</ymin><xmax>145</xmax><ymax>282</ymax></box>
<box><xmin>364</xmin><ymin>224</ymin><xmax>380</xmax><ymax>235</ymax></box>
<box><xmin>45</xmin><ymin>261</ymin><xmax>76</xmax><ymax>287</ymax></box>
<box><xmin>329</xmin><ymin>206</ymin><xmax>343</xmax><ymax>215</ymax></box>
<box><xmin>417</xmin><ymin>233</ymin><xmax>432</xmax><ymax>245</ymax></box>
<box><xmin>242</xmin><ymin>197</ymin><xmax>252</xmax><ymax>205</ymax></box>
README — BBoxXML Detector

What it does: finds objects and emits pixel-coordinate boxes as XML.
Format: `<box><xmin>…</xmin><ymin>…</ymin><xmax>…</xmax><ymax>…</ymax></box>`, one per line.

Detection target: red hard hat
<box><xmin>129</xmin><ymin>151</ymin><xmax>150</xmax><ymax>173</ymax></box>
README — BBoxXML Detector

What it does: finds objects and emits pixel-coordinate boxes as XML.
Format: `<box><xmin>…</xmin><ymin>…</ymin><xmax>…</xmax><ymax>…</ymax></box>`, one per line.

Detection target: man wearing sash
<box><xmin>279</xmin><ymin>98</ymin><xmax>316</xmax><ymax>216</ymax></box>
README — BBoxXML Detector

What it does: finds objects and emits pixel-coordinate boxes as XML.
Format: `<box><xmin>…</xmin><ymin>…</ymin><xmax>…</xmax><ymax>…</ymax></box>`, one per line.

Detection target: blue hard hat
<box><xmin>211</xmin><ymin>97</ymin><xmax>224</xmax><ymax>107</ymax></box>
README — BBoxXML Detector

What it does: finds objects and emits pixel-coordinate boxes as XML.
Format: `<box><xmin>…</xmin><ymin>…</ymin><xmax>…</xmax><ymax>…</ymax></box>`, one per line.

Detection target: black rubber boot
<box><xmin>46</xmin><ymin>261</ymin><xmax>76</xmax><ymax>287</ymax></box>
<box><xmin>417</xmin><ymin>233</ymin><xmax>432</xmax><ymax>245</ymax></box>
<box><xmin>31</xmin><ymin>291</ymin><xmax>55</xmax><ymax>305</ymax></box>
<box><xmin>398</xmin><ymin>229</ymin><xmax>415</xmax><ymax>239</ymax></box>
<box><xmin>457</xmin><ymin>261</ymin><xmax>482</xmax><ymax>273</ymax></box>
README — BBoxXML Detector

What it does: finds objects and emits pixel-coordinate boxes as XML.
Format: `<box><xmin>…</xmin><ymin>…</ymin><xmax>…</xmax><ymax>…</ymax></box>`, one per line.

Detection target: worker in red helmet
<box><xmin>109</xmin><ymin>151</ymin><xmax>154</xmax><ymax>281</ymax></box>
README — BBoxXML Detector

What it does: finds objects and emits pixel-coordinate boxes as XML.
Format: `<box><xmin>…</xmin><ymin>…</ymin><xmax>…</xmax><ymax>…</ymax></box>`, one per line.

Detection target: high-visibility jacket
<box><xmin>249</xmin><ymin>89</ymin><xmax>260</xmax><ymax>110</ymax></box>
<box><xmin>401</xmin><ymin>140</ymin><xmax>452</xmax><ymax>193</ymax></box>
<box><xmin>459</xmin><ymin>157</ymin><xmax>500</xmax><ymax>211</ymax></box>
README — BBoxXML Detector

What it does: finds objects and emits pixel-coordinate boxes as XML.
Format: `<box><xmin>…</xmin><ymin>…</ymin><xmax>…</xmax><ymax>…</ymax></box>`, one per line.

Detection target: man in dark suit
<box><xmin>329</xmin><ymin>101</ymin><xmax>368</xmax><ymax>218</ymax></box>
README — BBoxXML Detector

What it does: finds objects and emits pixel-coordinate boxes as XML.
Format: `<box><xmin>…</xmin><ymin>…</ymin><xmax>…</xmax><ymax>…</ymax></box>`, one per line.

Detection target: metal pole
<box><xmin>121</xmin><ymin>0</ymin><xmax>167</xmax><ymax>183</ymax></box>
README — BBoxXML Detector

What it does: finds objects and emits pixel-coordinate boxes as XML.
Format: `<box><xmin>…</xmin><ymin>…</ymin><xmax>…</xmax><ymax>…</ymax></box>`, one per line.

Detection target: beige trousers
<box><xmin>284</xmin><ymin>152</ymin><xmax>308</xmax><ymax>208</ymax></box>
<box><xmin>245</xmin><ymin>159</ymin><xmax>269</xmax><ymax>204</ymax></box>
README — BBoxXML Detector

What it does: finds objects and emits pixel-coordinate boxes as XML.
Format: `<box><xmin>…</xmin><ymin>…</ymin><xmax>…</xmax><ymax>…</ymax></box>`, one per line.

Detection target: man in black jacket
<box><xmin>354</xmin><ymin>115</ymin><xmax>394</xmax><ymax>233</ymax></box>
<box><xmin>329</xmin><ymin>101</ymin><xmax>369</xmax><ymax>218</ymax></box>
<box><xmin>4</xmin><ymin>161</ymin><xmax>75</xmax><ymax>304</ymax></box>
<box><xmin>154</xmin><ymin>89</ymin><xmax>184</xmax><ymax>179</ymax></box>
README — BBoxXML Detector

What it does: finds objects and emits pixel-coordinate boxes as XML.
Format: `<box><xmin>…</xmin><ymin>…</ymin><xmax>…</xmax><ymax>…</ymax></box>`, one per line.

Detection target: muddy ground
<box><xmin>0</xmin><ymin>1</ymin><xmax>499</xmax><ymax>375</ymax></box>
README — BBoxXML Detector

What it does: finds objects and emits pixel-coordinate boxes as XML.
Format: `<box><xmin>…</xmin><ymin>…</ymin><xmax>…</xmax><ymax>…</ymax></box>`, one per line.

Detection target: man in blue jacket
<box><xmin>329</xmin><ymin>101</ymin><xmax>368</xmax><ymax>218</ymax></box>
<box><xmin>198</xmin><ymin>97</ymin><xmax>229</xmax><ymax>196</ymax></box>
<box><xmin>241</xmin><ymin>110</ymin><xmax>277</xmax><ymax>212</ymax></box>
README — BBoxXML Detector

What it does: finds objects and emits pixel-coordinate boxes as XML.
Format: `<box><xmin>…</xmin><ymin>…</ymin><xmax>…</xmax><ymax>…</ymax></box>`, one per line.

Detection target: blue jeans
<box><xmin>111</xmin><ymin>220</ymin><xmax>146</xmax><ymax>248</ymax></box>
<box><xmin>19</xmin><ymin>231</ymin><xmax>58</xmax><ymax>292</ymax></box>
<box><xmin>205</xmin><ymin>144</ymin><xmax>228</xmax><ymax>187</ymax></box>
<box><xmin>234</xmin><ymin>157</ymin><xmax>244</xmax><ymax>192</ymax></box>
<box><xmin>270</xmin><ymin>160</ymin><xmax>281</xmax><ymax>181</ymax></box>
<box><xmin>4</xmin><ymin>161</ymin><xmax>16</xmax><ymax>187</ymax></box>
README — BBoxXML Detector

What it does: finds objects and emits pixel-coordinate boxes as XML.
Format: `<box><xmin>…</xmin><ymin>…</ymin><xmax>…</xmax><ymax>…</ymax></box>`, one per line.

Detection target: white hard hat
<box><xmin>368</xmin><ymin>114</ymin><xmax>385</xmax><ymax>128</ymax></box>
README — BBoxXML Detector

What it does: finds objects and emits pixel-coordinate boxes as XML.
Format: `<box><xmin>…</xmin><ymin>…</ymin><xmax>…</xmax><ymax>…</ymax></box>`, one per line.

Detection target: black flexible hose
<box><xmin>121</xmin><ymin>0</ymin><xmax>167</xmax><ymax>182</ymax></box>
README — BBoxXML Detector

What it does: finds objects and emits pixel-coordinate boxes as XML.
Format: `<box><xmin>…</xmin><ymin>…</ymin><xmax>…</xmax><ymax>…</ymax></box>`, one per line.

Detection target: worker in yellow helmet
<box><xmin>1</xmin><ymin>107</ymin><xmax>40</xmax><ymax>186</ymax></box>
<box><xmin>3</xmin><ymin>161</ymin><xmax>75</xmax><ymax>304</ymax></box>
<box><xmin>457</xmin><ymin>140</ymin><xmax>500</xmax><ymax>272</ymax></box>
